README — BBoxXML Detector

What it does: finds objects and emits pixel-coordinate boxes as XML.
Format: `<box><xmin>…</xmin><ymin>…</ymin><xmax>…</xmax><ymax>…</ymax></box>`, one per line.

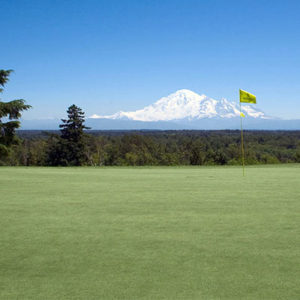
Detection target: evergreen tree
<box><xmin>49</xmin><ymin>104</ymin><xmax>90</xmax><ymax>166</ymax></box>
<box><xmin>0</xmin><ymin>69</ymin><xmax>31</xmax><ymax>159</ymax></box>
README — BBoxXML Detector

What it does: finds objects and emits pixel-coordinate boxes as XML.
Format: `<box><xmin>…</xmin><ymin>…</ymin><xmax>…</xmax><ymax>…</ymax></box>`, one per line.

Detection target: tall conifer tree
<box><xmin>49</xmin><ymin>104</ymin><xmax>90</xmax><ymax>166</ymax></box>
<box><xmin>0</xmin><ymin>69</ymin><xmax>31</xmax><ymax>158</ymax></box>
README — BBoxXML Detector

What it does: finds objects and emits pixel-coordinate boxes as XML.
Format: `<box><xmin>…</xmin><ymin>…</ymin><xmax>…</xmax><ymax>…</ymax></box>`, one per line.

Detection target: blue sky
<box><xmin>1</xmin><ymin>0</ymin><xmax>300</xmax><ymax>119</ymax></box>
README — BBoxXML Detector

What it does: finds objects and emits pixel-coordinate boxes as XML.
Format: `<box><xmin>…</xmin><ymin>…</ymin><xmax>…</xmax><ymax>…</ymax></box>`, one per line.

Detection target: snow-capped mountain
<box><xmin>90</xmin><ymin>89</ymin><xmax>269</xmax><ymax>121</ymax></box>
<box><xmin>19</xmin><ymin>90</ymin><xmax>300</xmax><ymax>129</ymax></box>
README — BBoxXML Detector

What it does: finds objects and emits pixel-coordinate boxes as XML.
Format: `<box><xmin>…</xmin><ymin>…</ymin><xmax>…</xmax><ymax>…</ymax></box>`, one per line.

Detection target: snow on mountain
<box><xmin>90</xmin><ymin>89</ymin><xmax>269</xmax><ymax>121</ymax></box>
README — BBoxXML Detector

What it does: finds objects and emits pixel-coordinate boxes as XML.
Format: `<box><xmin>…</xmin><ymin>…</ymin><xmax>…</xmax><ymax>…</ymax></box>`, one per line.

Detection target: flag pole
<box><xmin>239</xmin><ymin>102</ymin><xmax>245</xmax><ymax>176</ymax></box>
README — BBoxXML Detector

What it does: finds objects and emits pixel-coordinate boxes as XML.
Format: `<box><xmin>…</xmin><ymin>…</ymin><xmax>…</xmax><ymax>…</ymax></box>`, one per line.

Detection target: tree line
<box><xmin>1</xmin><ymin>69</ymin><xmax>300</xmax><ymax>166</ymax></box>
<box><xmin>1</xmin><ymin>129</ymin><xmax>299</xmax><ymax>166</ymax></box>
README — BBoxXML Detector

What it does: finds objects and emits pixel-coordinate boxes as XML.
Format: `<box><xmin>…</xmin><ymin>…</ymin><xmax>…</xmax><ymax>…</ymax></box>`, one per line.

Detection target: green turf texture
<box><xmin>0</xmin><ymin>165</ymin><xmax>299</xmax><ymax>299</ymax></box>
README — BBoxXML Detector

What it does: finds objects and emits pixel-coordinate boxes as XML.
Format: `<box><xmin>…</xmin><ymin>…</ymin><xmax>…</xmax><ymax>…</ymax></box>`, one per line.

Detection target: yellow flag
<box><xmin>240</xmin><ymin>89</ymin><xmax>256</xmax><ymax>104</ymax></box>
<box><xmin>240</xmin><ymin>112</ymin><xmax>245</xmax><ymax>117</ymax></box>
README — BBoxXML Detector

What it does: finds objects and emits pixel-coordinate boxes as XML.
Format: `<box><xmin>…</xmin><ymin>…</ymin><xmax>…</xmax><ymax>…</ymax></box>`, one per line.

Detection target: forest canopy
<box><xmin>1</xmin><ymin>130</ymin><xmax>299</xmax><ymax>166</ymax></box>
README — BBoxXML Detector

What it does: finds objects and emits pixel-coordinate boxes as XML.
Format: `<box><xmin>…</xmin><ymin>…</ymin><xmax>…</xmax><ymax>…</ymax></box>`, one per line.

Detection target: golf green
<box><xmin>0</xmin><ymin>165</ymin><xmax>299</xmax><ymax>299</ymax></box>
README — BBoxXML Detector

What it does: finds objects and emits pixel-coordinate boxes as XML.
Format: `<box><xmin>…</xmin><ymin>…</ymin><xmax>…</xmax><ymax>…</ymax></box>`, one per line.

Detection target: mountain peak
<box><xmin>172</xmin><ymin>89</ymin><xmax>205</xmax><ymax>97</ymax></box>
<box><xmin>90</xmin><ymin>89</ymin><xmax>269</xmax><ymax>121</ymax></box>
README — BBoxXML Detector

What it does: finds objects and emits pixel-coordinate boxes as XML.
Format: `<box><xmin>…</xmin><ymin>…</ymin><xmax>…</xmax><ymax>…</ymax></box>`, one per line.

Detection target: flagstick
<box><xmin>240</xmin><ymin>102</ymin><xmax>245</xmax><ymax>176</ymax></box>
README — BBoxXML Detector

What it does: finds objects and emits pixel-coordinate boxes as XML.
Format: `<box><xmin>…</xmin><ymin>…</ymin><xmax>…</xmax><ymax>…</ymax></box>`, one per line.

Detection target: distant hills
<box><xmin>20</xmin><ymin>89</ymin><xmax>300</xmax><ymax>130</ymax></box>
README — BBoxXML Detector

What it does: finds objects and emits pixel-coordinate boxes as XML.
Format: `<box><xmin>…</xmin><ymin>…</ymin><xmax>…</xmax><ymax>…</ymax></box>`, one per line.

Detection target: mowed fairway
<box><xmin>0</xmin><ymin>166</ymin><xmax>299</xmax><ymax>299</ymax></box>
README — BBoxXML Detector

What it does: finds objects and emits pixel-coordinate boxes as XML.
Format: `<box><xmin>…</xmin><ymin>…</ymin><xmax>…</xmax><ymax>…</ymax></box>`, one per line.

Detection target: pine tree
<box><xmin>0</xmin><ymin>69</ymin><xmax>31</xmax><ymax>159</ymax></box>
<box><xmin>50</xmin><ymin>104</ymin><xmax>90</xmax><ymax>166</ymax></box>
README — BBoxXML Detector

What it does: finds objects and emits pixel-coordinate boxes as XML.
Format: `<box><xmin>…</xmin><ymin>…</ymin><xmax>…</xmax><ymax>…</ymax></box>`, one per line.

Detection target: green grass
<box><xmin>0</xmin><ymin>165</ymin><xmax>299</xmax><ymax>299</ymax></box>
